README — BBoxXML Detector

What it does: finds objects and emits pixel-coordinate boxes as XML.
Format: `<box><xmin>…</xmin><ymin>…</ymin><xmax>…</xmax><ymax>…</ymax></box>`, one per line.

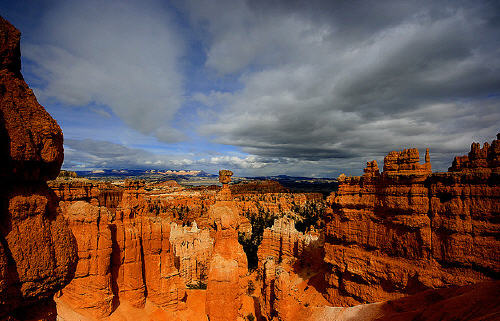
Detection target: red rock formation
<box><xmin>0</xmin><ymin>16</ymin><xmax>78</xmax><ymax>319</ymax></box>
<box><xmin>231</xmin><ymin>180</ymin><xmax>289</xmax><ymax>194</ymax></box>
<box><xmin>169</xmin><ymin>222</ymin><xmax>214</xmax><ymax>285</ymax></box>
<box><xmin>235</xmin><ymin>193</ymin><xmax>322</xmax><ymax>217</ymax></box>
<box><xmin>257</xmin><ymin>217</ymin><xmax>322</xmax><ymax>270</ymax></box>
<box><xmin>205</xmin><ymin>254</ymin><xmax>241</xmax><ymax>321</ymax></box>
<box><xmin>219</xmin><ymin>169</ymin><xmax>233</xmax><ymax>185</ymax></box>
<box><xmin>46</xmin><ymin>135</ymin><xmax>499</xmax><ymax>320</ymax></box>
<box><xmin>0</xmin><ymin>19</ymin><xmax>63</xmax><ymax>182</ymax></box>
<box><xmin>257</xmin><ymin>217</ymin><xmax>326</xmax><ymax>319</ymax></box>
<box><xmin>260</xmin><ymin>256</ymin><xmax>332</xmax><ymax>321</ymax></box>
<box><xmin>449</xmin><ymin>133</ymin><xmax>500</xmax><ymax>172</ymax></box>
<box><xmin>261</xmin><ymin>257</ymin><xmax>277</xmax><ymax>318</ymax></box>
<box><xmin>55</xmin><ymin>201</ymin><xmax>115</xmax><ymax>318</ymax></box>
<box><xmin>205</xmin><ymin>171</ymin><xmax>249</xmax><ymax>321</ymax></box>
<box><xmin>55</xmin><ymin>183</ymin><xmax>187</xmax><ymax>319</ymax></box>
<box><xmin>49</xmin><ymin>175</ymin><xmax>329</xmax><ymax>318</ymax></box>
<box><xmin>286</xmin><ymin>280</ymin><xmax>500</xmax><ymax>321</ymax></box>
<box><xmin>324</xmin><ymin>136</ymin><xmax>500</xmax><ymax>306</ymax></box>
<box><xmin>383</xmin><ymin>148</ymin><xmax>431</xmax><ymax>174</ymax></box>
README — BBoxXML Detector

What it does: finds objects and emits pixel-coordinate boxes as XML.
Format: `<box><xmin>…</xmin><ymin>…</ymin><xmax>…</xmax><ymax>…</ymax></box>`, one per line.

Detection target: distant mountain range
<box><xmin>74</xmin><ymin>169</ymin><xmax>218</xmax><ymax>178</ymax></box>
<box><xmin>74</xmin><ymin>169</ymin><xmax>335</xmax><ymax>181</ymax></box>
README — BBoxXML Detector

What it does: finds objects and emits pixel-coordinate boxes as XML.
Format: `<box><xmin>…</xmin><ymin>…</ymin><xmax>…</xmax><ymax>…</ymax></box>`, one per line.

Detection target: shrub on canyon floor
<box><xmin>238</xmin><ymin>207</ymin><xmax>277</xmax><ymax>270</ymax></box>
<box><xmin>247</xmin><ymin>280</ymin><xmax>255</xmax><ymax>295</ymax></box>
<box><xmin>186</xmin><ymin>281</ymin><xmax>207</xmax><ymax>290</ymax></box>
<box><xmin>246</xmin><ymin>313</ymin><xmax>255</xmax><ymax>321</ymax></box>
<box><xmin>293</xmin><ymin>201</ymin><xmax>325</xmax><ymax>232</ymax></box>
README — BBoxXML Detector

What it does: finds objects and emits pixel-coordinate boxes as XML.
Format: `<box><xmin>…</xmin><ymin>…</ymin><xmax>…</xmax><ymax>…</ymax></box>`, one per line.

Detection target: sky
<box><xmin>1</xmin><ymin>0</ymin><xmax>499</xmax><ymax>177</ymax></box>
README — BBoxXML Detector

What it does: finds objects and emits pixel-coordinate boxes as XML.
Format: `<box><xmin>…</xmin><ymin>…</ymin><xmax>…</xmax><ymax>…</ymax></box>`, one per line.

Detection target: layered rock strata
<box><xmin>55</xmin><ymin>185</ymin><xmax>187</xmax><ymax>319</ymax></box>
<box><xmin>271</xmin><ymin>280</ymin><xmax>500</xmax><ymax>321</ymax></box>
<box><xmin>325</xmin><ymin>135</ymin><xmax>500</xmax><ymax>305</ymax></box>
<box><xmin>0</xmin><ymin>16</ymin><xmax>78</xmax><ymax>319</ymax></box>
<box><xmin>258</xmin><ymin>218</ymin><xmax>325</xmax><ymax>319</ymax></box>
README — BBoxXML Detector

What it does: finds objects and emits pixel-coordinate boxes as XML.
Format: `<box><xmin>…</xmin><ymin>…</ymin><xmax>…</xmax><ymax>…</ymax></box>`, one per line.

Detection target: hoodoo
<box><xmin>206</xmin><ymin>169</ymin><xmax>249</xmax><ymax>321</ymax></box>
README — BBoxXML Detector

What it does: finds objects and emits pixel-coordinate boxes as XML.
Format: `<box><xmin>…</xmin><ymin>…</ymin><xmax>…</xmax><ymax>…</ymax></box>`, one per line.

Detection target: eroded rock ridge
<box><xmin>0</xmin><ymin>16</ymin><xmax>77</xmax><ymax>320</ymax></box>
<box><xmin>324</xmin><ymin>136</ymin><xmax>500</xmax><ymax>305</ymax></box>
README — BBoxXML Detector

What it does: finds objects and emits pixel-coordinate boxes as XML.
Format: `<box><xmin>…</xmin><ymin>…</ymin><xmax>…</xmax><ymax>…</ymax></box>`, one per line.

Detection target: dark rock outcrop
<box><xmin>0</xmin><ymin>16</ymin><xmax>78</xmax><ymax>319</ymax></box>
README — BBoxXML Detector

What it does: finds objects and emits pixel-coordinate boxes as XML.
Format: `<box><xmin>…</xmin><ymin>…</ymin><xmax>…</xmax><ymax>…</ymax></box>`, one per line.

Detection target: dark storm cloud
<box><xmin>64</xmin><ymin>139</ymin><xmax>147</xmax><ymax>160</ymax></box>
<box><xmin>63</xmin><ymin>138</ymin><xmax>355</xmax><ymax>177</ymax></box>
<box><xmin>187</xmin><ymin>0</ymin><xmax>500</xmax><ymax>172</ymax></box>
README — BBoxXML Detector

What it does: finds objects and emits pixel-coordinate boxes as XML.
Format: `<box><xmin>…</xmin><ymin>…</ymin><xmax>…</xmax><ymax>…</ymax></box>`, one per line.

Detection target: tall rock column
<box><xmin>0</xmin><ymin>16</ymin><xmax>78</xmax><ymax>319</ymax></box>
<box><xmin>205</xmin><ymin>170</ymin><xmax>248</xmax><ymax>321</ymax></box>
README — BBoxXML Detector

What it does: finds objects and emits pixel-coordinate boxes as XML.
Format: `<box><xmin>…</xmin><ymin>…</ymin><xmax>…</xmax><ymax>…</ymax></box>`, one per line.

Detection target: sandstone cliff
<box><xmin>45</xmin><ymin>135</ymin><xmax>500</xmax><ymax>320</ymax></box>
<box><xmin>324</xmin><ymin>135</ymin><xmax>500</xmax><ymax>305</ymax></box>
<box><xmin>54</xmin><ymin>182</ymin><xmax>187</xmax><ymax>320</ymax></box>
<box><xmin>257</xmin><ymin>217</ymin><xmax>322</xmax><ymax>270</ymax></box>
<box><xmin>258</xmin><ymin>218</ymin><xmax>326</xmax><ymax>319</ymax></box>
<box><xmin>0</xmin><ymin>16</ymin><xmax>77</xmax><ymax>319</ymax></box>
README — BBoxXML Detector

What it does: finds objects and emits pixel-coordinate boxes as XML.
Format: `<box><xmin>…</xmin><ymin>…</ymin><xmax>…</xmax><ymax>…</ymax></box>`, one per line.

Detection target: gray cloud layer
<box><xmin>24</xmin><ymin>0</ymin><xmax>186</xmax><ymax>142</ymax></box>
<box><xmin>187</xmin><ymin>0</ymin><xmax>500</xmax><ymax>169</ymax></box>
<box><xmin>11</xmin><ymin>0</ymin><xmax>500</xmax><ymax>176</ymax></box>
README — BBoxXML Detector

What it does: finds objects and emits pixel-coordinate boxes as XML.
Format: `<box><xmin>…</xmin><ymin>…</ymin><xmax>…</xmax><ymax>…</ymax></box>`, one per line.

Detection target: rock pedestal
<box><xmin>205</xmin><ymin>170</ymin><xmax>248</xmax><ymax>321</ymax></box>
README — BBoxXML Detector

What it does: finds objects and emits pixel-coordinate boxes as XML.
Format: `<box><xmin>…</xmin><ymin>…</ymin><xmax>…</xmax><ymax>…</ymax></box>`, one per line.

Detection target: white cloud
<box><xmin>24</xmin><ymin>0</ymin><xmax>185</xmax><ymax>142</ymax></box>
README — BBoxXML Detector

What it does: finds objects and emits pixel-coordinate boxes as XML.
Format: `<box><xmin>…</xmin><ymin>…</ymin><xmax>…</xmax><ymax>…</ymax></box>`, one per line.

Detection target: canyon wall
<box><xmin>0</xmin><ymin>16</ymin><xmax>78</xmax><ymax>319</ymax></box>
<box><xmin>258</xmin><ymin>218</ymin><xmax>328</xmax><ymax>320</ymax></box>
<box><xmin>257</xmin><ymin>217</ymin><xmax>321</xmax><ymax>270</ymax></box>
<box><xmin>53</xmin><ymin>181</ymin><xmax>188</xmax><ymax>320</ymax></box>
<box><xmin>324</xmin><ymin>135</ymin><xmax>500</xmax><ymax>305</ymax></box>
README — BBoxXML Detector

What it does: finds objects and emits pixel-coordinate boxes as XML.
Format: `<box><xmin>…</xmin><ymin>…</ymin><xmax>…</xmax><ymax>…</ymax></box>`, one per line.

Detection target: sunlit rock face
<box><xmin>48</xmin><ymin>171</ymin><xmax>329</xmax><ymax>320</ymax></box>
<box><xmin>54</xmin><ymin>182</ymin><xmax>187</xmax><ymax>320</ymax></box>
<box><xmin>279</xmin><ymin>280</ymin><xmax>500</xmax><ymax>321</ymax></box>
<box><xmin>205</xmin><ymin>170</ymin><xmax>249</xmax><ymax>321</ymax></box>
<box><xmin>324</xmin><ymin>135</ymin><xmax>500</xmax><ymax>306</ymax></box>
<box><xmin>0</xmin><ymin>16</ymin><xmax>78</xmax><ymax>319</ymax></box>
<box><xmin>47</xmin><ymin>138</ymin><xmax>499</xmax><ymax>320</ymax></box>
<box><xmin>169</xmin><ymin>221</ymin><xmax>214</xmax><ymax>286</ymax></box>
<box><xmin>257</xmin><ymin>217</ymin><xmax>322</xmax><ymax>270</ymax></box>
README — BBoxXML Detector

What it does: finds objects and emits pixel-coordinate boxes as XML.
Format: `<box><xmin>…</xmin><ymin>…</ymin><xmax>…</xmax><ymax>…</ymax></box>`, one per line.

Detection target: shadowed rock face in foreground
<box><xmin>0</xmin><ymin>16</ymin><xmax>78</xmax><ymax>319</ymax></box>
